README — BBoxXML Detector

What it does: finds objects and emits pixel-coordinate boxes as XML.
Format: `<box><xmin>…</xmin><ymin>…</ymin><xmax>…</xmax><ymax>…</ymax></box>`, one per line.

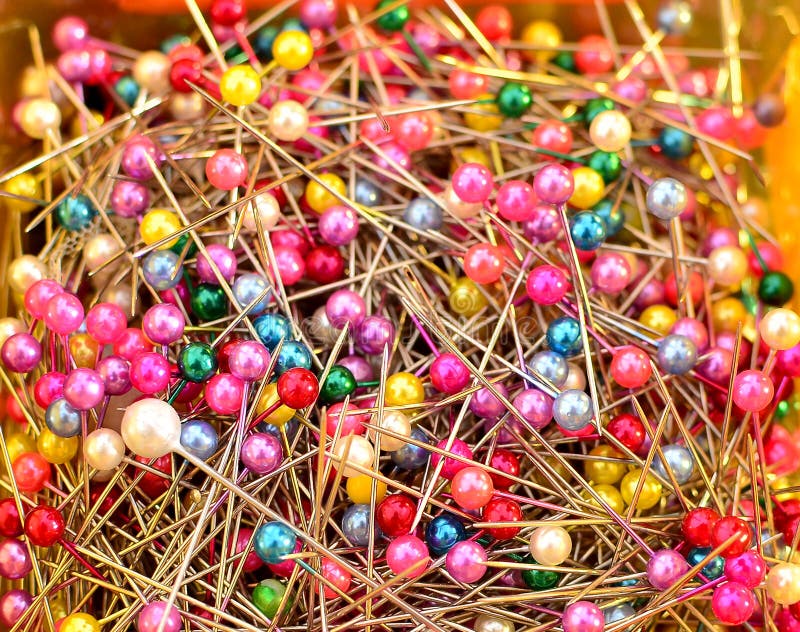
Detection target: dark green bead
<box><xmin>776</xmin><ymin>399</ymin><xmax>790</xmax><ymax>419</ymax></box>
<box><xmin>225</xmin><ymin>44</ymin><xmax>245</xmax><ymax>62</ymax></box>
<box><xmin>588</xmin><ymin>151</ymin><xmax>622</xmax><ymax>183</ymax></box>
<box><xmin>178</xmin><ymin>342</ymin><xmax>218</xmax><ymax>383</ymax></box>
<box><xmin>252</xmin><ymin>579</ymin><xmax>289</xmax><ymax>618</ymax></box>
<box><xmin>254</xmin><ymin>26</ymin><xmax>279</xmax><ymax>61</ymax></box>
<box><xmin>160</xmin><ymin>34</ymin><xmax>191</xmax><ymax>55</ymax></box>
<box><xmin>376</xmin><ymin>0</ymin><xmax>409</xmax><ymax>32</ymax></box>
<box><xmin>169</xmin><ymin>233</ymin><xmax>198</xmax><ymax>258</ymax></box>
<box><xmin>758</xmin><ymin>271</ymin><xmax>794</xmax><ymax>306</ymax></box>
<box><xmin>319</xmin><ymin>365</ymin><xmax>356</xmax><ymax>404</ymax></box>
<box><xmin>191</xmin><ymin>284</ymin><xmax>227</xmax><ymax>321</ymax></box>
<box><xmin>496</xmin><ymin>83</ymin><xmax>532</xmax><ymax>118</ymax></box>
<box><xmin>583</xmin><ymin>98</ymin><xmax>614</xmax><ymax>125</ymax></box>
<box><xmin>658</xmin><ymin>126</ymin><xmax>693</xmax><ymax>159</ymax></box>
<box><xmin>551</xmin><ymin>51</ymin><xmax>576</xmax><ymax>73</ymax></box>
<box><xmin>592</xmin><ymin>199</ymin><xmax>624</xmax><ymax>237</ymax></box>
<box><xmin>521</xmin><ymin>567</ymin><xmax>559</xmax><ymax>590</ymax></box>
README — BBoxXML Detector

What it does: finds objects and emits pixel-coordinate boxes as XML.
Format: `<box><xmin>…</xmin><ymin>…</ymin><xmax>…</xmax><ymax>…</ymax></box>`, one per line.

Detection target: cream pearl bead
<box><xmin>84</xmin><ymin>233</ymin><xmax>121</xmax><ymax>272</ymax></box>
<box><xmin>528</xmin><ymin>525</ymin><xmax>572</xmax><ymax>566</ymax></box>
<box><xmin>589</xmin><ymin>109</ymin><xmax>632</xmax><ymax>153</ymax></box>
<box><xmin>368</xmin><ymin>411</ymin><xmax>412</xmax><ymax>451</ymax></box>
<box><xmin>443</xmin><ymin>184</ymin><xmax>482</xmax><ymax>219</ymax></box>
<box><xmin>268</xmin><ymin>101</ymin><xmax>309</xmax><ymax>142</ymax></box>
<box><xmin>133</xmin><ymin>51</ymin><xmax>171</xmax><ymax>93</ymax></box>
<box><xmin>766</xmin><ymin>562</ymin><xmax>800</xmax><ymax>605</ymax></box>
<box><xmin>708</xmin><ymin>246</ymin><xmax>748</xmax><ymax>286</ymax></box>
<box><xmin>759</xmin><ymin>308</ymin><xmax>800</xmax><ymax>351</ymax></box>
<box><xmin>91</xmin><ymin>469</ymin><xmax>116</xmax><ymax>482</ymax></box>
<box><xmin>564</xmin><ymin>362</ymin><xmax>587</xmax><ymax>391</ymax></box>
<box><xmin>243</xmin><ymin>192</ymin><xmax>282</xmax><ymax>232</ymax></box>
<box><xmin>332</xmin><ymin>435</ymin><xmax>375</xmax><ymax>477</ymax></box>
<box><xmin>84</xmin><ymin>429</ymin><xmax>125</xmax><ymax>471</ymax></box>
<box><xmin>20</xmin><ymin>98</ymin><xmax>61</xmax><ymax>140</ymax></box>
<box><xmin>9</xmin><ymin>255</ymin><xmax>47</xmax><ymax>294</ymax></box>
<box><xmin>307</xmin><ymin>305</ymin><xmax>340</xmax><ymax>345</ymax></box>
<box><xmin>121</xmin><ymin>398</ymin><xmax>181</xmax><ymax>459</ymax></box>
<box><xmin>170</xmin><ymin>92</ymin><xmax>205</xmax><ymax>121</ymax></box>
<box><xmin>474</xmin><ymin>614</ymin><xmax>515</xmax><ymax>632</ymax></box>
<box><xmin>0</xmin><ymin>318</ymin><xmax>26</xmax><ymax>349</ymax></box>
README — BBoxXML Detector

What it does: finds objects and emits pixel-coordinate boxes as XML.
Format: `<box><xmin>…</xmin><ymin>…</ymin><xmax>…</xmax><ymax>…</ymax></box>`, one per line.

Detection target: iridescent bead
<box><xmin>656</xmin><ymin>334</ymin><xmax>697</xmax><ymax>375</ymax></box>
<box><xmin>354</xmin><ymin>178</ymin><xmax>381</xmax><ymax>207</ymax></box>
<box><xmin>654</xmin><ymin>444</ymin><xmax>694</xmax><ymax>484</ymax></box>
<box><xmin>404</xmin><ymin>197</ymin><xmax>443</xmax><ymax>231</ymax></box>
<box><xmin>646</xmin><ymin>177</ymin><xmax>687</xmax><ymax>220</ymax></box>
<box><xmin>180</xmin><ymin>420</ymin><xmax>218</xmax><ymax>461</ymax></box>
<box><xmin>546</xmin><ymin>317</ymin><xmax>582</xmax><ymax>357</ymax></box>
<box><xmin>553</xmin><ymin>389</ymin><xmax>592</xmax><ymax>431</ymax></box>
<box><xmin>355</xmin><ymin>315</ymin><xmax>395</xmax><ymax>355</ymax></box>
<box><xmin>143</xmin><ymin>250</ymin><xmax>182</xmax><ymax>291</ymax></box>
<box><xmin>658</xmin><ymin>126</ymin><xmax>693</xmax><ymax>159</ymax></box>
<box><xmin>178</xmin><ymin>342</ymin><xmax>217</xmax><ymax>383</ymax></box>
<box><xmin>569</xmin><ymin>211</ymin><xmax>606</xmax><ymax>251</ymax></box>
<box><xmin>319</xmin><ymin>365</ymin><xmax>356</xmax><ymax>404</ymax></box>
<box><xmin>446</xmin><ymin>540</ymin><xmax>487</xmax><ymax>583</ymax></box>
<box><xmin>253</xmin><ymin>313</ymin><xmax>293</xmax><ymax>351</ymax></box>
<box><xmin>603</xmin><ymin>604</ymin><xmax>635</xmax><ymax>627</ymax></box>
<box><xmin>253</xmin><ymin>522</ymin><xmax>297</xmax><ymax>564</ymax></box>
<box><xmin>196</xmin><ymin>243</ymin><xmax>237</xmax><ymax>284</ymax></box>
<box><xmin>562</xmin><ymin>601</ymin><xmax>604</xmax><ymax>632</ymax></box>
<box><xmin>530</xmin><ymin>350</ymin><xmax>569</xmax><ymax>387</ymax></box>
<box><xmin>233</xmin><ymin>273</ymin><xmax>271</xmax><ymax>314</ymax></box>
<box><xmin>658</xmin><ymin>0</ymin><xmax>693</xmax><ymax>35</ymax></box>
<box><xmin>646</xmin><ymin>548</ymin><xmax>689</xmax><ymax>589</ymax></box>
<box><xmin>686</xmin><ymin>547</ymin><xmax>724</xmax><ymax>580</ymax></box>
<box><xmin>45</xmin><ymin>398</ymin><xmax>81</xmax><ymax>438</ymax></box>
<box><xmin>391</xmin><ymin>427</ymin><xmax>430</xmax><ymax>470</ymax></box>
<box><xmin>341</xmin><ymin>504</ymin><xmax>377</xmax><ymax>546</ymax></box>
<box><xmin>275</xmin><ymin>341</ymin><xmax>312</xmax><ymax>375</ymax></box>
<box><xmin>56</xmin><ymin>194</ymin><xmax>97</xmax><ymax>231</ymax></box>
<box><xmin>425</xmin><ymin>514</ymin><xmax>466</xmax><ymax>556</ymax></box>
<box><xmin>326</xmin><ymin>289</ymin><xmax>366</xmax><ymax>329</ymax></box>
<box><xmin>252</xmin><ymin>579</ymin><xmax>288</xmax><ymax>619</ymax></box>
<box><xmin>513</xmin><ymin>388</ymin><xmax>553</xmax><ymax>430</ymax></box>
<box><xmin>469</xmin><ymin>384</ymin><xmax>507</xmax><ymax>419</ymax></box>
<box><xmin>592</xmin><ymin>199</ymin><xmax>624</xmax><ymax>236</ymax></box>
<box><xmin>191</xmin><ymin>284</ymin><xmax>227</xmax><ymax>321</ymax></box>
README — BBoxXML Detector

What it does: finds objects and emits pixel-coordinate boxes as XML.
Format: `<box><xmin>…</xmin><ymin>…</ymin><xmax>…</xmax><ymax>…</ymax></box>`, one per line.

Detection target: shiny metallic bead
<box><xmin>654</xmin><ymin>444</ymin><xmax>694</xmax><ymax>484</ymax></box>
<box><xmin>603</xmin><ymin>604</ymin><xmax>635</xmax><ymax>628</ymax></box>
<box><xmin>656</xmin><ymin>334</ymin><xmax>697</xmax><ymax>375</ymax></box>
<box><xmin>341</xmin><ymin>504</ymin><xmax>379</xmax><ymax>546</ymax></box>
<box><xmin>404</xmin><ymin>197</ymin><xmax>443</xmax><ymax>231</ymax></box>
<box><xmin>530</xmin><ymin>351</ymin><xmax>569</xmax><ymax>388</ymax></box>
<box><xmin>646</xmin><ymin>177</ymin><xmax>687</xmax><ymax>220</ymax></box>
<box><xmin>142</xmin><ymin>250</ymin><xmax>182</xmax><ymax>291</ymax></box>
<box><xmin>657</xmin><ymin>1</ymin><xmax>693</xmax><ymax>35</ymax></box>
<box><xmin>354</xmin><ymin>178</ymin><xmax>381</xmax><ymax>207</ymax></box>
<box><xmin>233</xmin><ymin>273</ymin><xmax>272</xmax><ymax>315</ymax></box>
<box><xmin>552</xmin><ymin>389</ymin><xmax>592</xmax><ymax>431</ymax></box>
<box><xmin>390</xmin><ymin>427</ymin><xmax>430</xmax><ymax>470</ymax></box>
<box><xmin>180</xmin><ymin>420</ymin><xmax>219</xmax><ymax>461</ymax></box>
<box><xmin>45</xmin><ymin>398</ymin><xmax>82</xmax><ymax>438</ymax></box>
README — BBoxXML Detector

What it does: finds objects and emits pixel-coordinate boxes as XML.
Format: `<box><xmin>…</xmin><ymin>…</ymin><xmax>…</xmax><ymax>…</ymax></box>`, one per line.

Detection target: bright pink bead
<box><xmin>272</xmin><ymin>246</ymin><xmax>306</xmax><ymax>286</ymax></box>
<box><xmin>451</xmin><ymin>466</ymin><xmax>494</xmax><ymax>510</ymax></box>
<box><xmin>524</xmin><ymin>204</ymin><xmax>562</xmax><ymax>243</ymax></box>
<box><xmin>320</xmin><ymin>558</ymin><xmax>352</xmax><ymax>599</ymax></box>
<box><xmin>777</xmin><ymin>343</ymin><xmax>800</xmax><ymax>377</ymax></box>
<box><xmin>534</xmin><ymin>164</ymin><xmax>574</xmax><ymax>204</ymax></box>
<box><xmin>142</xmin><ymin>304</ymin><xmax>185</xmax><ymax>346</ymax></box>
<box><xmin>711</xmin><ymin>581</ymin><xmax>755</xmax><ymax>626</ymax></box>
<box><xmin>197</xmin><ymin>243</ymin><xmax>237</xmax><ymax>284</ymax></box>
<box><xmin>86</xmin><ymin>303</ymin><xmax>127</xmax><ymax>344</ymax></box>
<box><xmin>52</xmin><ymin>16</ymin><xmax>89</xmax><ymax>52</ymax></box>
<box><xmin>34</xmin><ymin>372</ymin><xmax>66</xmax><ymax>408</ymax></box>
<box><xmin>532</xmin><ymin>119</ymin><xmax>573</xmax><ymax>159</ymax></box>
<box><xmin>24</xmin><ymin>280</ymin><xmax>64</xmax><ymax>320</ymax></box>
<box><xmin>575</xmin><ymin>35</ymin><xmax>614</xmax><ymax>74</ymax></box>
<box><xmin>325</xmin><ymin>402</ymin><xmax>369</xmax><ymax>436</ymax></box>
<box><xmin>137</xmin><ymin>601</ymin><xmax>182</xmax><ymax>632</ymax></box>
<box><xmin>610</xmin><ymin>346</ymin><xmax>652</xmax><ymax>389</ymax></box>
<box><xmin>496</xmin><ymin>180</ymin><xmax>536</xmax><ymax>222</ymax></box>
<box><xmin>300</xmin><ymin>0</ymin><xmax>337</xmax><ymax>29</ymax></box>
<box><xmin>62</xmin><ymin>368</ymin><xmax>105</xmax><ymax>410</ymax></box>
<box><xmin>724</xmin><ymin>551</ymin><xmax>766</xmax><ymax>588</ymax></box>
<box><xmin>670</xmin><ymin>317</ymin><xmax>709</xmax><ymax>352</ymax></box>
<box><xmin>206</xmin><ymin>373</ymin><xmax>245</xmax><ymax>414</ymax></box>
<box><xmin>445</xmin><ymin>540</ymin><xmax>487</xmax><ymax>583</ymax></box>
<box><xmin>86</xmin><ymin>48</ymin><xmax>112</xmax><ymax>85</ymax></box>
<box><xmin>448</xmin><ymin>68</ymin><xmax>488</xmax><ymax>99</ymax></box>
<box><xmin>591</xmin><ymin>252</ymin><xmax>632</xmax><ymax>294</ymax></box>
<box><xmin>44</xmin><ymin>293</ymin><xmax>84</xmax><ymax>335</ymax></box>
<box><xmin>1</xmin><ymin>334</ymin><xmax>41</xmax><ymax>373</ymax></box>
<box><xmin>373</xmin><ymin>141</ymin><xmax>410</xmax><ymax>175</ymax></box>
<box><xmin>319</xmin><ymin>206</ymin><xmax>359</xmax><ymax>246</ymax></box>
<box><xmin>121</xmin><ymin>135</ymin><xmax>163</xmax><ymax>181</ymax></box>
<box><xmin>429</xmin><ymin>353</ymin><xmax>470</xmax><ymax>394</ymax></box>
<box><xmin>205</xmin><ymin>149</ymin><xmax>248</xmax><ymax>190</ymax></box>
<box><xmin>562</xmin><ymin>601</ymin><xmax>604</xmax><ymax>632</ymax></box>
<box><xmin>526</xmin><ymin>265</ymin><xmax>568</xmax><ymax>305</ymax></box>
<box><xmin>512</xmin><ymin>388</ymin><xmax>553</xmax><ymax>430</ymax></box>
<box><xmin>113</xmin><ymin>328</ymin><xmax>153</xmax><ymax>361</ymax></box>
<box><xmin>360</xmin><ymin>117</ymin><xmax>391</xmax><ymax>142</ymax></box>
<box><xmin>326</xmin><ymin>289</ymin><xmax>366</xmax><ymax>329</ymax></box>
<box><xmin>432</xmin><ymin>438</ymin><xmax>473</xmax><ymax>479</ymax></box>
<box><xmin>732</xmin><ymin>369</ymin><xmax>773</xmax><ymax>412</ymax></box>
<box><xmin>452</xmin><ymin>163</ymin><xmax>494</xmax><ymax>204</ymax></box>
<box><xmin>613</xmin><ymin>76</ymin><xmax>647</xmax><ymax>102</ymax></box>
<box><xmin>386</xmin><ymin>535</ymin><xmax>429</xmax><ymax>578</ymax></box>
<box><xmin>697</xmin><ymin>107</ymin><xmax>735</xmax><ymax>141</ymax></box>
<box><xmin>129</xmin><ymin>352</ymin><xmax>171</xmax><ymax>394</ymax></box>
<box><xmin>463</xmin><ymin>243</ymin><xmax>505</xmax><ymax>285</ymax></box>
<box><xmin>394</xmin><ymin>113</ymin><xmax>434</xmax><ymax>152</ymax></box>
